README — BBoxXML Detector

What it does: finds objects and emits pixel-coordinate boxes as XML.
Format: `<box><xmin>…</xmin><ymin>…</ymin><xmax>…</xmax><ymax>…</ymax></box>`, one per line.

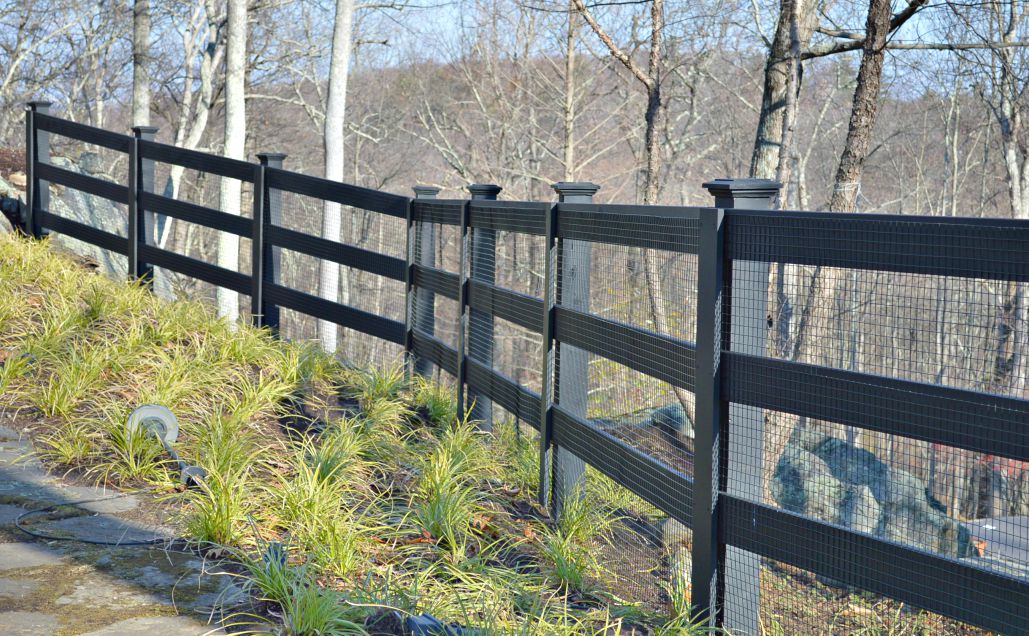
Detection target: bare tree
<box><xmin>132</xmin><ymin>0</ymin><xmax>151</xmax><ymax>127</ymax></box>
<box><xmin>216</xmin><ymin>0</ymin><xmax>247</xmax><ymax>320</ymax></box>
<box><xmin>318</xmin><ymin>0</ymin><xmax>356</xmax><ymax>353</ymax></box>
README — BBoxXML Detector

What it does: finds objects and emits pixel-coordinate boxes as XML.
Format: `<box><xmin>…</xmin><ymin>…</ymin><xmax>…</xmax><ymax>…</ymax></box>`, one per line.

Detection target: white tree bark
<box><xmin>217</xmin><ymin>0</ymin><xmax>247</xmax><ymax>321</ymax></box>
<box><xmin>131</xmin><ymin>0</ymin><xmax>150</xmax><ymax>128</ymax></box>
<box><xmin>317</xmin><ymin>0</ymin><xmax>355</xmax><ymax>353</ymax></box>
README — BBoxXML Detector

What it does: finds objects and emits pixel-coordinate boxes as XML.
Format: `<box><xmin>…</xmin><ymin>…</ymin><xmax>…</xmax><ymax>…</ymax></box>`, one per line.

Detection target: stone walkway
<box><xmin>0</xmin><ymin>419</ymin><xmax>240</xmax><ymax>635</ymax></box>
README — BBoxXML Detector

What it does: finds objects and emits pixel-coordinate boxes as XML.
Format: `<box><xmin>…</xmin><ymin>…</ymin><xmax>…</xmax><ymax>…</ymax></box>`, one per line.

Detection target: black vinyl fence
<box><xmin>14</xmin><ymin>101</ymin><xmax>1029</xmax><ymax>635</ymax></box>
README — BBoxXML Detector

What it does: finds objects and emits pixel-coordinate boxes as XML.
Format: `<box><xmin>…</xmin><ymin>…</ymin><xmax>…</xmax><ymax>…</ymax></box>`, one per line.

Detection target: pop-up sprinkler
<box><xmin>127</xmin><ymin>404</ymin><xmax>206</xmax><ymax>487</ymax></box>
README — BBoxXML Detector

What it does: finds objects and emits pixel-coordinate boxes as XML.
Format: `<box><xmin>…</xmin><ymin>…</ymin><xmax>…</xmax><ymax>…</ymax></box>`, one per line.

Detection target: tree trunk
<box><xmin>750</xmin><ymin>0</ymin><xmax>814</xmax><ymax>181</ymax></box>
<box><xmin>764</xmin><ymin>0</ymin><xmax>893</xmax><ymax>495</ymax></box>
<box><xmin>131</xmin><ymin>0</ymin><xmax>150</xmax><ymax>128</ymax></box>
<box><xmin>317</xmin><ymin>0</ymin><xmax>356</xmax><ymax>354</ymax></box>
<box><xmin>562</xmin><ymin>2</ymin><xmax>577</xmax><ymax>182</ymax></box>
<box><xmin>216</xmin><ymin>0</ymin><xmax>247</xmax><ymax>321</ymax></box>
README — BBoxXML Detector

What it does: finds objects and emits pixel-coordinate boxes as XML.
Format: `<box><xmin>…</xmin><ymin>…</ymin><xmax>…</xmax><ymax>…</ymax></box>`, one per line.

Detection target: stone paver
<box><xmin>0</xmin><ymin>611</ymin><xmax>60</xmax><ymax>635</ymax></box>
<box><xmin>0</xmin><ymin>542</ymin><xmax>65</xmax><ymax>570</ymax></box>
<box><xmin>79</xmin><ymin>615</ymin><xmax>226</xmax><ymax>635</ymax></box>
<box><xmin>0</xmin><ymin>577</ymin><xmax>40</xmax><ymax>602</ymax></box>
<box><xmin>46</xmin><ymin>515</ymin><xmax>168</xmax><ymax>543</ymax></box>
<box><xmin>0</xmin><ymin>503</ymin><xmax>26</xmax><ymax>524</ymax></box>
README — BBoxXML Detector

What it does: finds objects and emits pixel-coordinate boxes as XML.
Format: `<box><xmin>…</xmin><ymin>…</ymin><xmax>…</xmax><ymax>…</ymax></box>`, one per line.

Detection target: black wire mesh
<box><xmin>724</xmin><ymin>214</ymin><xmax>1029</xmax><ymax>634</ymax></box>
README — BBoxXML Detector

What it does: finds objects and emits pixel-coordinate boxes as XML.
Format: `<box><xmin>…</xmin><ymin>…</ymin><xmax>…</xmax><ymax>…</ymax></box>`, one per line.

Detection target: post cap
<box><xmin>132</xmin><ymin>126</ymin><xmax>159</xmax><ymax>137</ymax></box>
<box><xmin>412</xmin><ymin>185</ymin><xmax>441</xmax><ymax>198</ymax></box>
<box><xmin>702</xmin><ymin>178</ymin><xmax>781</xmax><ymax>210</ymax></box>
<box><xmin>552</xmin><ymin>181</ymin><xmax>600</xmax><ymax>201</ymax></box>
<box><xmin>257</xmin><ymin>153</ymin><xmax>287</xmax><ymax>167</ymax></box>
<box><xmin>467</xmin><ymin>183</ymin><xmax>502</xmax><ymax>199</ymax></box>
<box><xmin>26</xmin><ymin>101</ymin><xmax>52</xmax><ymax>110</ymax></box>
<box><xmin>702</xmin><ymin>178</ymin><xmax>781</xmax><ymax>198</ymax></box>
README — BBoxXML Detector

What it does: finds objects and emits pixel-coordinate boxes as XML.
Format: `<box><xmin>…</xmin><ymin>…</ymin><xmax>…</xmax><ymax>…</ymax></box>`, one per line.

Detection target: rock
<box><xmin>669</xmin><ymin>545</ymin><xmax>692</xmax><ymax>599</ymax></box>
<box><xmin>0</xmin><ymin>504</ymin><xmax>27</xmax><ymax>525</ymax></box>
<box><xmin>0</xmin><ymin>577</ymin><xmax>40</xmax><ymax>602</ymax></box>
<box><xmin>772</xmin><ymin>436</ymin><xmax>971</xmax><ymax>557</ymax></box>
<box><xmin>651</xmin><ymin>404</ymin><xmax>695</xmax><ymax>441</ymax></box>
<box><xmin>661</xmin><ymin>517</ymin><xmax>692</xmax><ymax>549</ymax></box>
<box><xmin>47</xmin><ymin>155</ymin><xmax>127</xmax><ymax>278</ymax></box>
<box><xmin>840</xmin><ymin>485</ymin><xmax>880</xmax><ymax>535</ymax></box>
<box><xmin>8</xmin><ymin>171</ymin><xmax>26</xmax><ymax>190</ymax></box>
<box><xmin>771</xmin><ymin>444</ymin><xmax>843</xmax><ymax>524</ymax></box>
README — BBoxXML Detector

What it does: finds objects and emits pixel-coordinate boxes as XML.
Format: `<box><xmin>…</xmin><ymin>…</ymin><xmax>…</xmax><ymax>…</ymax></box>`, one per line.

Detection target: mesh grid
<box><xmin>723</xmin><ymin>214</ymin><xmax>1029</xmax><ymax>633</ymax></box>
<box><xmin>748</xmin><ymin>554</ymin><xmax>992</xmax><ymax>635</ymax></box>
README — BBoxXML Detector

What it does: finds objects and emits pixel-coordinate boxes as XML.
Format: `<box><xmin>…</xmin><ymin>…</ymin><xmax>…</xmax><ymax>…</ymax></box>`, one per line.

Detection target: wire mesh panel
<box><xmin>547</xmin><ymin>203</ymin><xmax>700</xmax><ymax>617</ymax></box>
<box><xmin>722</xmin><ymin>210</ymin><xmax>1029</xmax><ymax>635</ymax></box>
<box><xmin>273</xmin><ymin>189</ymin><xmax>406</xmax><ymax>365</ymax></box>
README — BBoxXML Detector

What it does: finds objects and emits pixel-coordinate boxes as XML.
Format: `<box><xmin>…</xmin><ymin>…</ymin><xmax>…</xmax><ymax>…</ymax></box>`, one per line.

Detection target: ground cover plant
<box><xmin>0</xmin><ymin>232</ymin><xmax>711</xmax><ymax>635</ymax></box>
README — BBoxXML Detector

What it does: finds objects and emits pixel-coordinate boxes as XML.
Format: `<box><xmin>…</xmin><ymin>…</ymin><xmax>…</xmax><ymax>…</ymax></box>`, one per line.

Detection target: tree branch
<box><xmin>571</xmin><ymin>0</ymin><xmax>653</xmax><ymax>90</ymax></box>
<box><xmin>803</xmin><ymin>0</ymin><xmax>928</xmax><ymax>60</ymax></box>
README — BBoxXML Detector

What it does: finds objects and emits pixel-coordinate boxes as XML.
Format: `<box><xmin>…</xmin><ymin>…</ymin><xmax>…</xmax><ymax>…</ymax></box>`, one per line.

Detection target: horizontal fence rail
<box><xmin>17</xmin><ymin>105</ymin><xmax>1029</xmax><ymax>636</ymax></box>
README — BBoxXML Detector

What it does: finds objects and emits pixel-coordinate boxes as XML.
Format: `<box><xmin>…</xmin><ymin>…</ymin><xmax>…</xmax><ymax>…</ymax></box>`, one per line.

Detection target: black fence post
<box><xmin>692</xmin><ymin>205</ymin><xmax>726</xmax><ymax>626</ymax></box>
<box><xmin>702</xmin><ymin>178</ymin><xmax>781</xmax><ymax>634</ymax></box>
<box><xmin>538</xmin><ymin>201</ymin><xmax>558</xmax><ymax>510</ymax></box>
<box><xmin>411</xmin><ymin>186</ymin><xmax>440</xmax><ymax>377</ymax></box>
<box><xmin>25</xmin><ymin>101</ymin><xmax>51</xmax><ymax>239</ymax></box>
<box><xmin>467</xmin><ymin>183</ymin><xmax>502</xmax><ymax>431</ymax></box>
<box><xmin>254</xmin><ymin>153</ymin><xmax>286</xmax><ymax>332</ymax></box>
<box><xmin>456</xmin><ymin>198</ymin><xmax>471</xmax><ymax>419</ymax></box>
<box><xmin>550</xmin><ymin>181</ymin><xmax>598</xmax><ymax>519</ymax></box>
<box><xmin>129</xmin><ymin>126</ymin><xmax>158</xmax><ymax>283</ymax></box>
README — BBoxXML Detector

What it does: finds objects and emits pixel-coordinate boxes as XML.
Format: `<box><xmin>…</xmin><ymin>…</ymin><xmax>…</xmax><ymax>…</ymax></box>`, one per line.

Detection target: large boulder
<box><xmin>771</xmin><ymin>444</ymin><xmax>844</xmax><ymax>524</ymax></box>
<box><xmin>48</xmin><ymin>154</ymin><xmax>127</xmax><ymax>277</ymax></box>
<box><xmin>772</xmin><ymin>435</ymin><xmax>970</xmax><ymax>557</ymax></box>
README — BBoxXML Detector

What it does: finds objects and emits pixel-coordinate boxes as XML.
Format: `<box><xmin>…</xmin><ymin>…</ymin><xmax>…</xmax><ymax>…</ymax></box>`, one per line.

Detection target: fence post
<box><xmin>700</xmin><ymin>178</ymin><xmax>781</xmax><ymax>634</ymax></box>
<box><xmin>254</xmin><ymin>153</ymin><xmax>286</xmax><ymax>332</ymax></box>
<box><xmin>411</xmin><ymin>186</ymin><xmax>440</xmax><ymax>377</ymax></box>
<box><xmin>129</xmin><ymin>126</ymin><xmax>158</xmax><ymax>283</ymax></box>
<box><xmin>467</xmin><ymin>183</ymin><xmax>502</xmax><ymax>430</ymax></box>
<box><xmin>550</xmin><ymin>181</ymin><xmax>598</xmax><ymax>519</ymax></box>
<box><xmin>25</xmin><ymin>101</ymin><xmax>51</xmax><ymax>239</ymax></box>
<box><xmin>692</xmin><ymin>204</ymin><xmax>726</xmax><ymax>626</ymax></box>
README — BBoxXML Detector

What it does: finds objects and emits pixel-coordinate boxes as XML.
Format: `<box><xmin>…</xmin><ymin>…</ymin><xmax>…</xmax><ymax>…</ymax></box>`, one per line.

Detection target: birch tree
<box><xmin>216</xmin><ymin>0</ymin><xmax>246</xmax><ymax>321</ymax></box>
<box><xmin>318</xmin><ymin>0</ymin><xmax>356</xmax><ymax>353</ymax></box>
<box><xmin>132</xmin><ymin>0</ymin><xmax>150</xmax><ymax>127</ymax></box>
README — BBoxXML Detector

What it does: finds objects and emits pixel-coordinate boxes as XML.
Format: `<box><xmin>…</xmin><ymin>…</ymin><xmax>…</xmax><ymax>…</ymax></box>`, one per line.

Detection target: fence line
<box><xmin>14</xmin><ymin>102</ymin><xmax>1029</xmax><ymax>635</ymax></box>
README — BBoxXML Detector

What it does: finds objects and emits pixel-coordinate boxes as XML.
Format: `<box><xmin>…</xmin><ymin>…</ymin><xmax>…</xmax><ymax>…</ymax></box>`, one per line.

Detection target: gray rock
<box><xmin>772</xmin><ymin>436</ymin><xmax>970</xmax><ymax>557</ymax></box>
<box><xmin>43</xmin><ymin>515</ymin><xmax>168</xmax><ymax>544</ymax></box>
<box><xmin>651</xmin><ymin>404</ymin><xmax>695</xmax><ymax>441</ymax></box>
<box><xmin>840</xmin><ymin>485</ymin><xmax>880</xmax><ymax>535</ymax></box>
<box><xmin>0</xmin><ymin>611</ymin><xmax>59</xmax><ymax>635</ymax></box>
<box><xmin>48</xmin><ymin>155</ymin><xmax>127</xmax><ymax>278</ymax></box>
<box><xmin>668</xmin><ymin>546</ymin><xmax>692</xmax><ymax>600</ymax></box>
<box><xmin>661</xmin><ymin>517</ymin><xmax>692</xmax><ymax>549</ymax></box>
<box><xmin>771</xmin><ymin>444</ymin><xmax>843</xmax><ymax>524</ymax></box>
